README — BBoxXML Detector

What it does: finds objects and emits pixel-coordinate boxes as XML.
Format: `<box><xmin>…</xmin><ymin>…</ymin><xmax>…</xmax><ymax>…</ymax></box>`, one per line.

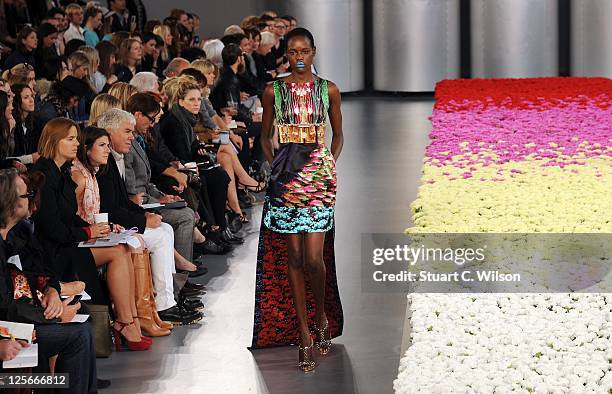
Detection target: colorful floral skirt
<box><xmin>251</xmin><ymin>143</ymin><xmax>344</xmax><ymax>348</ymax></box>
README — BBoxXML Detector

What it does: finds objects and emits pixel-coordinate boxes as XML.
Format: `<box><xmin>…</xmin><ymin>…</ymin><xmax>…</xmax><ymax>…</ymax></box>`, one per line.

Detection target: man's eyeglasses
<box><xmin>144</xmin><ymin>113</ymin><xmax>159</xmax><ymax>125</ymax></box>
<box><xmin>20</xmin><ymin>190</ymin><xmax>36</xmax><ymax>200</ymax></box>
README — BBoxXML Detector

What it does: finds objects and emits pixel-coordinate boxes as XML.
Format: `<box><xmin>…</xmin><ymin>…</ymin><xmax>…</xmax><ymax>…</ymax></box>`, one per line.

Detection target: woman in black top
<box><xmin>3</xmin><ymin>26</ymin><xmax>37</xmax><ymax>70</ymax></box>
<box><xmin>113</xmin><ymin>38</ymin><xmax>143</xmax><ymax>83</ymax></box>
<box><xmin>10</xmin><ymin>84</ymin><xmax>38</xmax><ymax>165</ymax></box>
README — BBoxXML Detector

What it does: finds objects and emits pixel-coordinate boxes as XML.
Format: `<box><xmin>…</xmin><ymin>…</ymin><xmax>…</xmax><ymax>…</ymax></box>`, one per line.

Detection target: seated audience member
<box><xmin>130</xmin><ymin>71</ymin><xmax>160</xmax><ymax>93</ymax></box>
<box><xmin>252</xmin><ymin>31</ymin><xmax>279</xmax><ymax>84</ymax></box>
<box><xmin>10</xmin><ymin>84</ymin><xmax>38</xmax><ymax>165</ymax></box>
<box><xmin>79</xmin><ymin>45</ymin><xmax>106</xmax><ymax>93</ymax></box>
<box><xmin>140</xmin><ymin>32</ymin><xmax>161</xmax><ymax>73</ymax></box>
<box><xmin>153</xmin><ymin>24</ymin><xmax>175</xmax><ymax>68</ymax></box>
<box><xmin>2</xmin><ymin>63</ymin><xmax>36</xmax><ymax>93</ymax></box>
<box><xmin>96</xmin><ymin>40</ymin><xmax>120</xmax><ymax>90</ymax></box>
<box><xmin>202</xmin><ymin>39</ymin><xmax>224</xmax><ymax>68</ymax></box>
<box><xmin>68</xmin><ymin>50</ymin><xmax>91</xmax><ymax>81</ymax></box>
<box><xmin>83</xmin><ymin>6</ymin><xmax>103</xmax><ymax>48</ymax></box>
<box><xmin>221</xmin><ymin>33</ymin><xmax>260</xmax><ymax>99</ymax></box>
<box><xmin>124</xmin><ymin>93</ymin><xmax>205</xmax><ymax>275</ymax></box>
<box><xmin>33</xmin><ymin>76</ymin><xmax>92</xmax><ymax>140</ymax></box>
<box><xmin>210</xmin><ymin>44</ymin><xmax>262</xmax><ymax>128</ymax></box>
<box><xmin>161</xmin><ymin>77</ymin><xmax>235</xmax><ymax>251</ymax></box>
<box><xmin>0</xmin><ymin>91</ymin><xmax>18</xmax><ymax>169</ymax></box>
<box><xmin>4</xmin><ymin>26</ymin><xmax>38</xmax><ymax>70</ymax></box>
<box><xmin>63</xmin><ymin>4</ymin><xmax>85</xmax><ymax>43</ymax></box>
<box><xmin>163</xmin><ymin>57</ymin><xmax>191</xmax><ymax>79</ymax></box>
<box><xmin>96</xmin><ymin>109</ymin><xmax>203</xmax><ymax>324</ymax></box>
<box><xmin>30</xmin><ymin>118</ymin><xmax>152</xmax><ymax>351</ymax></box>
<box><xmin>0</xmin><ymin>168</ymin><xmax>98</xmax><ymax>393</ymax></box>
<box><xmin>113</xmin><ymin>38</ymin><xmax>143</xmax><ymax>83</ymax></box>
<box><xmin>34</xmin><ymin>23</ymin><xmax>60</xmax><ymax>77</ymax></box>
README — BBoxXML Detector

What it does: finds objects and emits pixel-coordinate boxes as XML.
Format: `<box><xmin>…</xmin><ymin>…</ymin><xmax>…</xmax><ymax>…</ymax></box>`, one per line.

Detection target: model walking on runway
<box><xmin>251</xmin><ymin>28</ymin><xmax>344</xmax><ymax>372</ymax></box>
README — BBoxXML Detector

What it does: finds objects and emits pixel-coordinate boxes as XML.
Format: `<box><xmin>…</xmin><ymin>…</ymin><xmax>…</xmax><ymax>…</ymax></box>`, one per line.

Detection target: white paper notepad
<box><xmin>2</xmin><ymin>343</ymin><xmax>38</xmax><ymax>368</ymax></box>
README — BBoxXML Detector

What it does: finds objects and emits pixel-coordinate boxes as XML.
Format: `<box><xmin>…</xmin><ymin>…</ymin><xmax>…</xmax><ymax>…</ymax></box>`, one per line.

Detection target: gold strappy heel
<box><xmin>298</xmin><ymin>337</ymin><xmax>316</xmax><ymax>372</ymax></box>
<box><xmin>314</xmin><ymin>320</ymin><xmax>331</xmax><ymax>355</ymax></box>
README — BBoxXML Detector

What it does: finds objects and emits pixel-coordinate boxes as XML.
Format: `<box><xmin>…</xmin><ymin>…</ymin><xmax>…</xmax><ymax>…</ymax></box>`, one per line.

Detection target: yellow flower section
<box><xmin>408</xmin><ymin>158</ymin><xmax>612</xmax><ymax>233</ymax></box>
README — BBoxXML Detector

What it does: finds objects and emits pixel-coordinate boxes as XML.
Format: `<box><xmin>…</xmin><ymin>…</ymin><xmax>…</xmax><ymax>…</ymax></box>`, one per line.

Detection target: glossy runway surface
<box><xmin>97</xmin><ymin>97</ymin><xmax>433</xmax><ymax>394</ymax></box>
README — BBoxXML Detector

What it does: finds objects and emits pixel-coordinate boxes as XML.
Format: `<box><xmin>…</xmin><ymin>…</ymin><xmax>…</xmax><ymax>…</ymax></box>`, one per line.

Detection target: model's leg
<box><xmin>303</xmin><ymin>232</ymin><xmax>327</xmax><ymax>328</ymax></box>
<box><xmin>286</xmin><ymin>234</ymin><xmax>309</xmax><ymax>343</ymax></box>
<box><xmin>286</xmin><ymin>233</ymin><xmax>315</xmax><ymax>371</ymax></box>
<box><xmin>304</xmin><ymin>232</ymin><xmax>332</xmax><ymax>354</ymax></box>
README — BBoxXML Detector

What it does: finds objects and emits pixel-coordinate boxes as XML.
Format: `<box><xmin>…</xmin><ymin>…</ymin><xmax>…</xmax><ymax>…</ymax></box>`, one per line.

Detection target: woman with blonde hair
<box><xmin>2</xmin><ymin>63</ymin><xmax>36</xmax><ymax>92</ymax></box>
<box><xmin>30</xmin><ymin>118</ymin><xmax>152</xmax><ymax>351</ymax></box>
<box><xmin>108</xmin><ymin>82</ymin><xmax>138</xmax><ymax>110</ymax></box>
<box><xmin>78</xmin><ymin>45</ymin><xmax>106</xmax><ymax>93</ymax></box>
<box><xmin>152</xmin><ymin>25</ymin><xmax>173</xmax><ymax>64</ymax></box>
<box><xmin>89</xmin><ymin>94</ymin><xmax>121</xmax><ymax>125</ymax></box>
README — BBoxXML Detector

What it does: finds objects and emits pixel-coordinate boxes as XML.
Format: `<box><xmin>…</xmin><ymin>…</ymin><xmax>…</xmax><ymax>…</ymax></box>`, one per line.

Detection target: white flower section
<box><xmin>394</xmin><ymin>293</ymin><xmax>611</xmax><ymax>393</ymax></box>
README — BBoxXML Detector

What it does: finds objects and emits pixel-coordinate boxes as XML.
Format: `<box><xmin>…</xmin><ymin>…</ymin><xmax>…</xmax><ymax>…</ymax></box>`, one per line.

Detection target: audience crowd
<box><xmin>0</xmin><ymin>2</ymin><xmax>298</xmax><ymax>391</ymax></box>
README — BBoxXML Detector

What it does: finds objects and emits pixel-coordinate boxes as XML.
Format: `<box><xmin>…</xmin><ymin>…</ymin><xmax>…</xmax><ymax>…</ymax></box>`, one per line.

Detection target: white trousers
<box><xmin>142</xmin><ymin>223</ymin><xmax>176</xmax><ymax>311</ymax></box>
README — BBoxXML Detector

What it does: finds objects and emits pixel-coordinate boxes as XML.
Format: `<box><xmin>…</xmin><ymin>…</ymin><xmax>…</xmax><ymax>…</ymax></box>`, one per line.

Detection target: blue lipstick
<box><xmin>296</xmin><ymin>60</ymin><xmax>305</xmax><ymax>69</ymax></box>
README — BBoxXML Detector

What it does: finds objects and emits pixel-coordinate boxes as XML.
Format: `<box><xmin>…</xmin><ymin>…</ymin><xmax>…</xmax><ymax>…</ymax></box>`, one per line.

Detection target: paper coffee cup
<box><xmin>93</xmin><ymin>213</ymin><xmax>108</xmax><ymax>223</ymax></box>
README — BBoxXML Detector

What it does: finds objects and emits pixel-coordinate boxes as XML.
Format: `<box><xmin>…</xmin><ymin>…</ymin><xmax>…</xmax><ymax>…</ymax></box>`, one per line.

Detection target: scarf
<box><xmin>171</xmin><ymin>105</ymin><xmax>198</xmax><ymax>148</ymax></box>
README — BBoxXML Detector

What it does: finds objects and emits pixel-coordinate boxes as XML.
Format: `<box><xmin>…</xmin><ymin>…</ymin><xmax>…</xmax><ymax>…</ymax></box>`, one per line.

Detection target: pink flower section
<box><xmin>426</xmin><ymin>102</ymin><xmax>611</xmax><ymax>169</ymax></box>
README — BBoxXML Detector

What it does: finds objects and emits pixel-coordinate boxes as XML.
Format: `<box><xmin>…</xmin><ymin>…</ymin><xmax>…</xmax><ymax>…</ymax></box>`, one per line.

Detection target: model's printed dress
<box><xmin>251</xmin><ymin>79</ymin><xmax>344</xmax><ymax>348</ymax></box>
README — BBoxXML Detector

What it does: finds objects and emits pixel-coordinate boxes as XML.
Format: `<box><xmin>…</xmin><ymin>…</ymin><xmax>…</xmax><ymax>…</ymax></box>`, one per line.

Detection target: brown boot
<box><xmin>132</xmin><ymin>251</ymin><xmax>171</xmax><ymax>337</ymax></box>
<box><xmin>142</xmin><ymin>251</ymin><xmax>174</xmax><ymax>330</ymax></box>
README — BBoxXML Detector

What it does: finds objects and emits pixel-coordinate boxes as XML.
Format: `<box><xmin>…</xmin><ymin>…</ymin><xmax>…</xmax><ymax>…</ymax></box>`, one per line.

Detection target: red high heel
<box><xmin>112</xmin><ymin>321</ymin><xmax>152</xmax><ymax>351</ymax></box>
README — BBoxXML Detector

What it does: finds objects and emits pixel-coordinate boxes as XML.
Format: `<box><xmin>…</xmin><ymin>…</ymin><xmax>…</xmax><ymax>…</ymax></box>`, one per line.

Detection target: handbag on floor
<box><xmin>88</xmin><ymin>304</ymin><xmax>113</xmax><ymax>358</ymax></box>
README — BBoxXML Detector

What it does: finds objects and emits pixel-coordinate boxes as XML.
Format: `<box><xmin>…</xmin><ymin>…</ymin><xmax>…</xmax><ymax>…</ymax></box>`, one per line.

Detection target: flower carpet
<box><xmin>394</xmin><ymin>78</ymin><xmax>611</xmax><ymax>393</ymax></box>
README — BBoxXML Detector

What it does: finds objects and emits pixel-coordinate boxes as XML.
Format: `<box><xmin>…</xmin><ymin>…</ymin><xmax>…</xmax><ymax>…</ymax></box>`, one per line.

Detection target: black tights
<box><xmin>286</xmin><ymin>232</ymin><xmax>328</xmax><ymax>345</ymax></box>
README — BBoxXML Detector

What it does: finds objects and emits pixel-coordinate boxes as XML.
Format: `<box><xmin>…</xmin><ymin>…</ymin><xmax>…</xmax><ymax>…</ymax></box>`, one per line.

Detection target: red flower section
<box><xmin>434</xmin><ymin>77</ymin><xmax>612</xmax><ymax>111</ymax></box>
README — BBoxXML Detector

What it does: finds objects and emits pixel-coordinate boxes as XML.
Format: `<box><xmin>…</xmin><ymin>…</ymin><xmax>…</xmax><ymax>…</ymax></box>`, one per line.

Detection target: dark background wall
<box><xmin>145</xmin><ymin>0</ymin><xmax>259</xmax><ymax>39</ymax></box>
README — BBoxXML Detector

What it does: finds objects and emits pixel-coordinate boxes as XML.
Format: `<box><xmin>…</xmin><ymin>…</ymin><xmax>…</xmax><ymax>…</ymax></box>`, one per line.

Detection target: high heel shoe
<box><xmin>133</xmin><ymin>318</ymin><xmax>154</xmax><ymax>344</ymax></box>
<box><xmin>314</xmin><ymin>319</ymin><xmax>332</xmax><ymax>355</ymax></box>
<box><xmin>112</xmin><ymin>321</ymin><xmax>152</xmax><ymax>351</ymax></box>
<box><xmin>238</xmin><ymin>179</ymin><xmax>267</xmax><ymax>193</ymax></box>
<box><xmin>298</xmin><ymin>337</ymin><xmax>316</xmax><ymax>372</ymax></box>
